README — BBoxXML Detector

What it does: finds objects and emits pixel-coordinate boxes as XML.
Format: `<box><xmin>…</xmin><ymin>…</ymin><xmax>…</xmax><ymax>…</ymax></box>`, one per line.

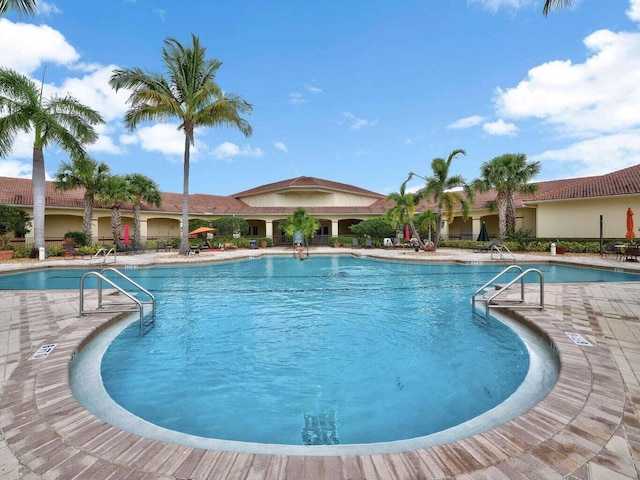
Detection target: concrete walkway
<box><xmin>0</xmin><ymin>247</ymin><xmax>639</xmax><ymax>479</ymax></box>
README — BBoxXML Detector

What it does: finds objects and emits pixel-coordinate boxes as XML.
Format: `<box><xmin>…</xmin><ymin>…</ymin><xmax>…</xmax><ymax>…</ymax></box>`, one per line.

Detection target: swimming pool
<box><xmin>64</xmin><ymin>256</ymin><xmax>577</xmax><ymax>455</ymax></box>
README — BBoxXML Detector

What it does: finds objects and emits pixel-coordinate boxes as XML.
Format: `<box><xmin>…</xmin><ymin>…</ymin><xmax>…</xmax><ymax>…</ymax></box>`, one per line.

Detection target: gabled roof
<box><xmin>231</xmin><ymin>176</ymin><xmax>384</xmax><ymax>200</ymax></box>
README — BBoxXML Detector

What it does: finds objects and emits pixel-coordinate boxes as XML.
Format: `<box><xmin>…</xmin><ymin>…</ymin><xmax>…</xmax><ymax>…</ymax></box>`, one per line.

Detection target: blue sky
<box><xmin>1</xmin><ymin>0</ymin><xmax>639</xmax><ymax>196</ymax></box>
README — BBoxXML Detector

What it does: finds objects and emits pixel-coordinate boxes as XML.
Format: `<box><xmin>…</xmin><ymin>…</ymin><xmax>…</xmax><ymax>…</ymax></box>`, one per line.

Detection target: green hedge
<box><xmin>439</xmin><ymin>238</ymin><xmax>627</xmax><ymax>254</ymax></box>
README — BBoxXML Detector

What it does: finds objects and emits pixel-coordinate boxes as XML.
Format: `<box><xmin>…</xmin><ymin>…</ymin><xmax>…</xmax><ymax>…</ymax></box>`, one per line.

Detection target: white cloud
<box><xmin>0</xmin><ymin>159</ymin><xmax>32</xmax><ymax>178</ymax></box>
<box><xmin>37</xmin><ymin>1</ymin><xmax>62</xmax><ymax>16</ymax></box>
<box><xmin>304</xmin><ymin>83</ymin><xmax>323</xmax><ymax>94</ymax></box>
<box><xmin>341</xmin><ymin>112</ymin><xmax>376</xmax><ymax>130</ymax></box>
<box><xmin>212</xmin><ymin>142</ymin><xmax>264</xmax><ymax>161</ymax></box>
<box><xmin>495</xmin><ymin>29</ymin><xmax>640</xmax><ymax>137</ymax></box>
<box><xmin>531</xmin><ymin>131</ymin><xmax>640</xmax><ymax>175</ymax></box>
<box><xmin>467</xmin><ymin>0</ymin><xmax>535</xmax><ymax>13</ymax></box>
<box><xmin>628</xmin><ymin>0</ymin><xmax>640</xmax><ymax>22</ymax></box>
<box><xmin>289</xmin><ymin>93</ymin><xmax>305</xmax><ymax>104</ymax></box>
<box><xmin>273</xmin><ymin>141</ymin><xmax>288</xmax><ymax>152</ymax></box>
<box><xmin>129</xmin><ymin>124</ymin><xmax>191</xmax><ymax>156</ymax></box>
<box><xmin>0</xmin><ymin>19</ymin><xmax>79</xmax><ymax>75</ymax></box>
<box><xmin>447</xmin><ymin>115</ymin><xmax>485</xmax><ymax>129</ymax></box>
<box><xmin>153</xmin><ymin>9</ymin><xmax>166</xmax><ymax>21</ymax></box>
<box><xmin>483</xmin><ymin>119</ymin><xmax>518</xmax><ymax>136</ymax></box>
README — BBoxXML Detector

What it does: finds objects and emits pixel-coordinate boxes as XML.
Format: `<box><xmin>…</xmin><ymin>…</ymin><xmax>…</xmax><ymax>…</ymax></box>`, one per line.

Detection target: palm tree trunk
<box><xmin>83</xmin><ymin>194</ymin><xmax>93</xmax><ymax>245</ymax></box>
<box><xmin>434</xmin><ymin>209</ymin><xmax>444</xmax><ymax>247</ymax></box>
<box><xmin>407</xmin><ymin>217</ymin><xmax>425</xmax><ymax>249</ymax></box>
<box><xmin>133</xmin><ymin>204</ymin><xmax>141</xmax><ymax>246</ymax></box>
<box><xmin>506</xmin><ymin>192</ymin><xmax>516</xmax><ymax>235</ymax></box>
<box><xmin>32</xmin><ymin>146</ymin><xmax>46</xmax><ymax>251</ymax></box>
<box><xmin>497</xmin><ymin>192</ymin><xmax>508</xmax><ymax>241</ymax></box>
<box><xmin>180</xmin><ymin>135</ymin><xmax>191</xmax><ymax>254</ymax></box>
<box><xmin>111</xmin><ymin>208</ymin><xmax>121</xmax><ymax>243</ymax></box>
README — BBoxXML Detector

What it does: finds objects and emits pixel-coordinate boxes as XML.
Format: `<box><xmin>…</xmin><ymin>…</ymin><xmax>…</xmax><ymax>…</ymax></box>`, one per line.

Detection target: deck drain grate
<box><xmin>565</xmin><ymin>332</ymin><xmax>592</xmax><ymax>346</ymax></box>
<box><xmin>31</xmin><ymin>344</ymin><xmax>57</xmax><ymax>359</ymax></box>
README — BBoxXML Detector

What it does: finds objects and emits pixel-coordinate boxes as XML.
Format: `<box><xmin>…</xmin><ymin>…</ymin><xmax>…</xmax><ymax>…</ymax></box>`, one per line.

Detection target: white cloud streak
<box><xmin>448</xmin><ymin>115</ymin><xmax>485</xmax><ymax>129</ymax></box>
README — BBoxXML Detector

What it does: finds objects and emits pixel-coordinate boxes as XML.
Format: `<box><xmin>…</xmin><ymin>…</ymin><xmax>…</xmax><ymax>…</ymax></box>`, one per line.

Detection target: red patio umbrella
<box><xmin>405</xmin><ymin>225</ymin><xmax>410</xmax><ymax>242</ymax></box>
<box><xmin>627</xmin><ymin>208</ymin><xmax>636</xmax><ymax>239</ymax></box>
<box><xmin>123</xmin><ymin>224</ymin><xmax>130</xmax><ymax>245</ymax></box>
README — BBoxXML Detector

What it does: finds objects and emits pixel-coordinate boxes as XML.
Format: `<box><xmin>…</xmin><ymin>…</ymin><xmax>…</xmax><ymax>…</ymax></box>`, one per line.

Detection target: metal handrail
<box><xmin>472</xmin><ymin>265</ymin><xmax>544</xmax><ymax>318</ymax></box>
<box><xmin>90</xmin><ymin>247</ymin><xmax>117</xmax><ymax>267</ymax></box>
<box><xmin>79</xmin><ymin>268</ymin><xmax>155</xmax><ymax>333</ymax></box>
<box><xmin>490</xmin><ymin>243</ymin><xmax>516</xmax><ymax>263</ymax></box>
<box><xmin>472</xmin><ymin>264</ymin><xmax>524</xmax><ymax>315</ymax></box>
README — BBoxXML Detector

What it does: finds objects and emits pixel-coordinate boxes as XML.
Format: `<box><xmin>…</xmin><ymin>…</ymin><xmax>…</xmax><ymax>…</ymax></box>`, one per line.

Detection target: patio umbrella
<box><xmin>477</xmin><ymin>222</ymin><xmax>490</xmax><ymax>242</ymax></box>
<box><xmin>627</xmin><ymin>208</ymin><xmax>636</xmax><ymax>239</ymax></box>
<box><xmin>405</xmin><ymin>225</ymin><xmax>410</xmax><ymax>242</ymax></box>
<box><xmin>189</xmin><ymin>226</ymin><xmax>216</xmax><ymax>236</ymax></box>
<box><xmin>123</xmin><ymin>224</ymin><xmax>130</xmax><ymax>245</ymax></box>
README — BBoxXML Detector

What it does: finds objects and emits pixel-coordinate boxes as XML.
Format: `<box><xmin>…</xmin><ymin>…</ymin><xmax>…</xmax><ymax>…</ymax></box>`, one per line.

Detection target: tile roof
<box><xmin>1</xmin><ymin>165</ymin><xmax>640</xmax><ymax>216</ymax></box>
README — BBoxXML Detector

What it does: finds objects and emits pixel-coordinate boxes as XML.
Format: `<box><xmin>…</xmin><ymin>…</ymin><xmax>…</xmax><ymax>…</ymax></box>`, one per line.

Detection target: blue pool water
<box><xmin>21</xmin><ymin>258</ymin><xmax>638</xmax><ymax>448</ymax></box>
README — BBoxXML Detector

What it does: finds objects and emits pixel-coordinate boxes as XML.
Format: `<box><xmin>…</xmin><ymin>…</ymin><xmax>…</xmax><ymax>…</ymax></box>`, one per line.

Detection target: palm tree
<box><xmin>410</xmin><ymin>149</ymin><xmax>474</xmax><ymax>249</ymax></box>
<box><xmin>473</xmin><ymin>153</ymin><xmax>541</xmax><ymax>241</ymax></box>
<box><xmin>53</xmin><ymin>156</ymin><xmax>110</xmax><ymax>245</ymax></box>
<box><xmin>109</xmin><ymin>34</ymin><xmax>253</xmax><ymax>254</ymax></box>
<box><xmin>543</xmin><ymin>0</ymin><xmax>571</xmax><ymax>16</ymax></box>
<box><xmin>125</xmin><ymin>173</ymin><xmax>162</xmax><ymax>246</ymax></box>
<box><xmin>385</xmin><ymin>181</ymin><xmax>423</xmax><ymax>246</ymax></box>
<box><xmin>414</xmin><ymin>209</ymin><xmax>438</xmax><ymax>245</ymax></box>
<box><xmin>97</xmin><ymin>175</ymin><xmax>132</xmax><ymax>244</ymax></box>
<box><xmin>0</xmin><ymin>0</ymin><xmax>37</xmax><ymax>16</ymax></box>
<box><xmin>0</xmin><ymin>68</ymin><xmax>104</xmax><ymax>252</ymax></box>
<box><xmin>280</xmin><ymin>208</ymin><xmax>320</xmax><ymax>246</ymax></box>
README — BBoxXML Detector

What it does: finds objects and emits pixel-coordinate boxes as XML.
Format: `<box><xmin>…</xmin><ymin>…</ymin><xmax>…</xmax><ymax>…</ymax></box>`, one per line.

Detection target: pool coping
<box><xmin>1</xmin><ymin>249</ymin><xmax>639</xmax><ymax>479</ymax></box>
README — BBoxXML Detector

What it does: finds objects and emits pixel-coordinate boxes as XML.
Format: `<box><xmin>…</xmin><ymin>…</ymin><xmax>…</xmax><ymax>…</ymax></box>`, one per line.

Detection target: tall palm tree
<box><xmin>97</xmin><ymin>175</ymin><xmax>132</xmax><ymax>244</ymax></box>
<box><xmin>385</xmin><ymin>181</ymin><xmax>423</xmax><ymax>246</ymax></box>
<box><xmin>125</xmin><ymin>173</ymin><xmax>162</xmax><ymax>246</ymax></box>
<box><xmin>53</xmin><ymin>156</ymin><xmax>110</xmax><ymax>245</ymax></box>
<box><xmin>473</xmin><ymin>153</ymin><xmax>541</xmax><ymax>241</ymax></box>
<box><xmin>109</xmin><ymin>34</ymin><xmax>253</xmax><ymax>254</ymax></box>
<box><xmin>0</xmin><ymin>0</ymin><xmax>37</xmax><ymax>16</ymax></box>
<box><xmin>410</xmin><ymin>148</ymin><xmax>474</xmax><ymax>249</ymax></box>
<box><xmin>543</xmin><ymin>0</ymin><xmax>571</xmax><ymax>16</ymax></box>
<box><xmin>414</xmin><ymin>209</ymin><xmax>438</xmax><ymax>245</ymax></box>
<box><xmin>0</xmin><ymin>68</ymin><xmax>104</xmax><ymax>252</ymax></box>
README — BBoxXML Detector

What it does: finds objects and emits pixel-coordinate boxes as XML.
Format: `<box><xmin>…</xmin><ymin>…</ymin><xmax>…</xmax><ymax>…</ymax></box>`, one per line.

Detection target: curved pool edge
<box><xmin>0</xmin><ymin>284</ymin><xmax>629</xmax><ymax>478</ymax></box>
<box><xmin>69</xmin><ymin>310</ymin><xmax>560</xmax><ymax>456</ymax></box>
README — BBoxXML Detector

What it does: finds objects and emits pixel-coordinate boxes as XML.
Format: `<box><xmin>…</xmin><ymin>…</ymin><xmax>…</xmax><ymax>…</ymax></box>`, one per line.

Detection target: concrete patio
<box><xmin>0</xmin><ymin>247</ymin><xmax>639</xmax><ymax>479</ymax></box>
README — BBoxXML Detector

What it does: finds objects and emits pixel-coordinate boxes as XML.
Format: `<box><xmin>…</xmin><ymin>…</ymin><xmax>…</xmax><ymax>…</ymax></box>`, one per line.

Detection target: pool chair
<box><xmin>115</xmin><ymin>241</ymin><xmax>132</xmax><ymax>254</ymax></box>
<box><xmin>365</xmin><ymin>237</ymin><xmax>373</xmax><ymax>248</ymax></box>
<box><xmin>601</xmin><ymin>242</ymin><xmax>618</xmax><ymax>259</ymax></box>
<box><xmin>473</xmin><ymin>241</ymin><xmax>499</xmax><ymax>253</ymax></box>
<box><xmin>62</xmin><ymin>243</ymin><xmax>89</xmax><ymax>259</ymax></box>
<box><xmin>351</xmin><ymin>237</ymin><xmax>359</xmax><ymax>248</ymax></box>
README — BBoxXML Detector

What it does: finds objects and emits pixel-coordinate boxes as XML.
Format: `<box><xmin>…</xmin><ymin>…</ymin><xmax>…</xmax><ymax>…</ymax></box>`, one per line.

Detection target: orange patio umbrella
<box><xmin>626</xmin><ymin>207</ymin><xmax>635</xmax><ymax>239</ymax></box>
<box><xmin>189</xmin><ymin>226</ymin><xmax>216</xmax><ymax>236</ymax></box>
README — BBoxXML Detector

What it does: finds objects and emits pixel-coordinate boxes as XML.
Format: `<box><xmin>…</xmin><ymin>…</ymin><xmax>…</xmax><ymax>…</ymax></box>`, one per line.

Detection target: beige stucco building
<box><xmin>1</xmin><ymin>164</ymin><xmax>640</xmax><ymax>245</ymax></box>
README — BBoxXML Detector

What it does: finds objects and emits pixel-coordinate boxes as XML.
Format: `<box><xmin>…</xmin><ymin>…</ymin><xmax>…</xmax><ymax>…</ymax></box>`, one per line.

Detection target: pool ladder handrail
<box><xmin>490</xmin><ymin>243</ymin><xmax>516</xmax><ymax>263</ymax></box>
<box><xmin>472</xmin><ymin>264</ymin><xmax>544</xmax><ymax>319</ymax></box>
<box><xmin>79</xmin><ymin>267</ymin><xmax>155</xmax><ymax>334</ymax></box>
<box><xmin>89</xmin><ymin>247</ymin><xmax>117</xmax><ymax>267</ymax></box>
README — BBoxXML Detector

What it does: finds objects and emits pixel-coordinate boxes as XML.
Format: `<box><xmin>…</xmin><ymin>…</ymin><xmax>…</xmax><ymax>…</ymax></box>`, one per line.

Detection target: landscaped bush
<box><xmin>63</xmin><ymin>231</ymin><xmax>87</xmax><ymax>246</ymax></box>
<box><xmin>440</xmin><ymin>238</ymin><xmax>626</xmax><ymax>254</ymax></box>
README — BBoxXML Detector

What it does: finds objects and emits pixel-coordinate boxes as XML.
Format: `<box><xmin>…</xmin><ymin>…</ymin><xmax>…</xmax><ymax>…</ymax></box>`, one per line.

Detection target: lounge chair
<box><xmin>115</xmin><ymin>241</ymin><xmax>131</xmax><ymax>254</ymax></box>
<box><xmin>365</xmin><ymin>237</ymin><xmax>373</xmax><ymax>248</ymax></box>
<box><xmin>62</xmin><ymin>243</ymin><xmax>89</xmax><ymax>259</ymax></box>
<box><xmin>473</xmin><ymin>241</ymin><xmax>499</xmax><ymax>253</ymax></box>
<box><xmin>351</xmin><ymin>237</ymin><xmax>359</xmax><ymax>248</ymax></box>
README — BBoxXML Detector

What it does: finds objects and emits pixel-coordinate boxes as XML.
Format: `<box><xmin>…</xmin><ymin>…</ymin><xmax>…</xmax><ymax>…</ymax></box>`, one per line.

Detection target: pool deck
<box><xmin>1</xmin><ymin>246</ymin><xmax>640</xmax><ymax>479</ymax></box>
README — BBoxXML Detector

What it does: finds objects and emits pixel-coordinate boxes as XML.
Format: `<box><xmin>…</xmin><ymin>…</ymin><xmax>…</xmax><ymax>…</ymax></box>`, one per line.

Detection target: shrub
<box><xmin>64</xmin><ymin>231</ymin><xmax>87</xmax><ymax>246</ymax></box>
